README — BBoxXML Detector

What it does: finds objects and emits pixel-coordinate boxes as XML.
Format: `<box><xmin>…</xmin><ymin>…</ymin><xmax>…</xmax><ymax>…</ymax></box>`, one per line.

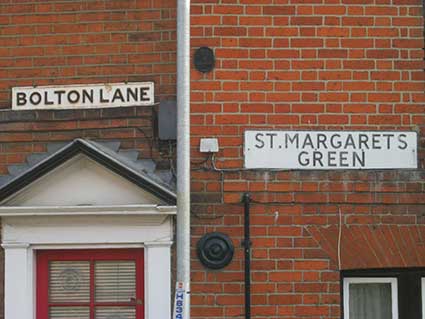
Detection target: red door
<box><xmin>37</xmin><ymin>249</ymin><xmax>144</xmax><ymax>319</ymax></box>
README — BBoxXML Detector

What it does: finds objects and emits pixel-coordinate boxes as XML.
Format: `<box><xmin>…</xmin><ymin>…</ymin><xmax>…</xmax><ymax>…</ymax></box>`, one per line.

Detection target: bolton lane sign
<box><xmin>12</xmin><ymin>82</ymin><xmax>154</xmax><ymax>110</ymax></box>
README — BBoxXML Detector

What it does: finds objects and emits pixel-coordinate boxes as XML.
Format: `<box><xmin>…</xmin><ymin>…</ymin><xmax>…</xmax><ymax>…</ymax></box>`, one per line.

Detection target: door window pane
<box><xmin>95</xmin><ymin>307</ymin><xmax>136</xmax><ymax>319</ymax></box>
<box><xmin>95</xmin><ymin>261</ymin><xmax>136</xmax><ymax>302</ymax></box>
<box><xmin>49</xmin><ymin>261</ymin><xmax>90</xmax><ymax>303</ymax></box>
<box><xmin>349</xmin><ymin>283</ymin><xmax>392</xmax><ymax>319</ymax></box>
<box><xmin>50</xmin><ymin>307</ymin><xmax>90</xmax><ymax>319</ymax></box>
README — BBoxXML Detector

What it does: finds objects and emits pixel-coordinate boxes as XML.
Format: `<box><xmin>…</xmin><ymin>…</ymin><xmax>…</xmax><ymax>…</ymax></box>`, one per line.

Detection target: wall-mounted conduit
<box><xmin>242</xmin><ymin>193</ymin><xmax>251</xmax><ymax>319</ymax></box>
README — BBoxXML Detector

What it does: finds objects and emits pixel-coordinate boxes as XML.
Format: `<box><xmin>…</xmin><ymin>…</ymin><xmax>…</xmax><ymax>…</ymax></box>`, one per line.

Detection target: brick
<box><xmin>291</xmin><ymin>38</ymin><xmax>324</xmax><ymax>47</ymax></box>
<box><xmin>367</xmin><ymin>49</ymin><xmax>399</xmax><ymax>59</ymax></box>
<box><xmin>263</xmin><ymin>6</ymin><xmax>295</xmax><ymax>15</ymax></box>
<box><xmin>269</xmin><ymin>294</ymin><xmax>302</xmax><ymax>304</ymax></box>
<box><xmin>291</xmin><ymin>16</ymin><xmax>323</xmax><ymax>25</ymax></box>
<box><xmin>239</xmin><ymin>38</ymin><xmax>272</xmax><ymax>48</ymax></box>
<box><xmin>295</xmin><ymin>305</ymin><xmax>329</xmax><ymax>316</ymax></box>
<box><xmin>343</xmin><ymin>60</ymin><xmax>375</xmax><ymax>69</ymax></box>
<box><xmin>344</xmin><ymin>104</ymin><xmax>376</xmax><ymax>113</ymax></box>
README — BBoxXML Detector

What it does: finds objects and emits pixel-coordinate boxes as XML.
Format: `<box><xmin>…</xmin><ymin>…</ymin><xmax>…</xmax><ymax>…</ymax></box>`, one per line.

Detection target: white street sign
<box><xmin>244</xmin><ymin>130</ymin><xmax>417</xmax><ymax>169</ymax></box>
<box><xmin>12</xmin><ymin>82</ymin><xmax>154</xmax><ymax>110</ymax></box>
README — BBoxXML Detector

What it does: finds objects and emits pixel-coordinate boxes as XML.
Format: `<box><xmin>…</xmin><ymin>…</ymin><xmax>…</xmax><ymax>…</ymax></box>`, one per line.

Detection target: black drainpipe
<box><xmin>242</xmin><ymin>193</ymin><xmax>251</xmax><ymax>319</ymax></box>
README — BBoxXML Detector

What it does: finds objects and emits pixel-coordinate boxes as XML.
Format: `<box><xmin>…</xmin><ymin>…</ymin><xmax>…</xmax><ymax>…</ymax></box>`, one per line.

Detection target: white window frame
<box><xmin>343</xmin><ymin>277</ymin><xmax>398</xmax><ymax>319</ymax></box>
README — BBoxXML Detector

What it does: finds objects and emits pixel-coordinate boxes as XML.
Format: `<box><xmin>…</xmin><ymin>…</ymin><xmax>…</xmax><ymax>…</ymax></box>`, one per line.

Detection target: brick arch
<box><xmin>306</xmin><ymin>225</ymin><xmax>425</xmax><ymax>270</ymax></box>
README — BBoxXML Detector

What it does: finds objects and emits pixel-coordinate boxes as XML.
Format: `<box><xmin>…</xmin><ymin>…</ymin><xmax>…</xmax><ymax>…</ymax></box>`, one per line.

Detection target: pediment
<box><xmin>0</xmin><ymin>139</ymin><xmax>176</xmax><ymax>207</ymax></box>
<box><xmin>3</xmin><ymin>155</ymin><xmax>165</xmax><ymax>206</ymax></box>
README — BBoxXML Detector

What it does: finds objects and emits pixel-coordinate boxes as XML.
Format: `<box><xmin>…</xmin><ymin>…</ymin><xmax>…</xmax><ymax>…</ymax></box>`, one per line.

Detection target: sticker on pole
<box><xmin>173</xmin><ymin>282</ymin><xmax>189</xmax><ymax>319</ymax></box>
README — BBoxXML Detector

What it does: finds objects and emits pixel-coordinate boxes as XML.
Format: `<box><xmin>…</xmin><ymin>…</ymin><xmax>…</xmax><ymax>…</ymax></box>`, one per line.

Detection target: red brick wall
<box><xmin>0</xmin><ymin>2</ymin><xmax>177</xmax><ymax>316</ymax></box>
<box><xmin>0</xmin><ymin>0</ymin><xmax>176</xmax><ymax>109</ymax></box>
<box><xmin>0</xmin><ymin>0</ymin><xmax>177</xmax><ymax>181</ymax></box>
<box><xmin>0</xmin><ymin>106</ymin><xmax>166</xmax><ymax>175</ymax></box>
<box><xmin>190</xmin><ymin>0</ymin><xmax>425</xmax><ymax>318</ymax></box>
<box><xmin>0</xmin><ymin>0</ymin><xmax>424</xmax><ymax>318</ymax></box>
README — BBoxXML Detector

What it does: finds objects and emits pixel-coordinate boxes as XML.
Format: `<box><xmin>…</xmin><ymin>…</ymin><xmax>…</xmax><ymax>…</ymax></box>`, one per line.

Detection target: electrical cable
<box><xmin>191</xmin><ymin>153</ymin><xmax>212</xmax><ymax>166</ymax></box>
<box><xmin>211</xmin><ymin>154</ymin><xmax>245</xmax><ymax>172</ymax></box>
<box><xmin>168</xmin><ymin>140</ymin><xmax>177</xmax><ymax>180</ymax></box>
<box><xmin>190</xmin><ymin>210</ymin><xmax>224</xmax><ymax>219</ymax></box>
<box><xmin>137</xmin><ymin>127</ymin><xmax>154</xmax><ymax>158</ymax></box>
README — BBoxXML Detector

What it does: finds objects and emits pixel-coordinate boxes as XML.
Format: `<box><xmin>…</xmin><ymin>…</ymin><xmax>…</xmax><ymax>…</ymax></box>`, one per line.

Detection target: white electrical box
<box><xmin>200</xmin><ymin>138</ymin><xmax>219</xmax><ymax>153</ymax></box>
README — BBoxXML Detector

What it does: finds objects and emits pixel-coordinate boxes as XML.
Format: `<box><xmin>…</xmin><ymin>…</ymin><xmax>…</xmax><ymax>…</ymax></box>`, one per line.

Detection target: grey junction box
<box><xmin>158</xmin><ymin>100</ymin><xmax>177</xmax><ymax>140</ymax></box>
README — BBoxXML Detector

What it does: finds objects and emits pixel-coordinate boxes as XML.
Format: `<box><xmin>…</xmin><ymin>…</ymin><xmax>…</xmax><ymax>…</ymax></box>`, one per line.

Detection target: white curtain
<box><xmin>349</xmin><ymin>283</ymin><xmax>392</xmax><ymax>319</ymax></box>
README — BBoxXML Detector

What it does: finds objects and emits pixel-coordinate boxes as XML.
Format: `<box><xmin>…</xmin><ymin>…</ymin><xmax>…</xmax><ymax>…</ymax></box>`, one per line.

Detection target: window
<box><xmin>343</xmin><ymin>277</ymin><xmax>398</xmax><ymax>319</ymax></box>
<box><xmin>343</xmin><ymin>269</ymin><xmax>425</xmax><ymax>319</ymax></box>
<box><xmin>36</xmin><ymin>249</ymin><xmax>144</xmax><ymax>319</ymax></box>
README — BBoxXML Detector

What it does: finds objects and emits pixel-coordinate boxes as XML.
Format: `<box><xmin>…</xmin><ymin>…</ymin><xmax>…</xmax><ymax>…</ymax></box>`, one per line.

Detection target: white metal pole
<box><xmin>176</xmin><ymin>0</ymin><xmax>191</xmax><ymax>316</ymax></box>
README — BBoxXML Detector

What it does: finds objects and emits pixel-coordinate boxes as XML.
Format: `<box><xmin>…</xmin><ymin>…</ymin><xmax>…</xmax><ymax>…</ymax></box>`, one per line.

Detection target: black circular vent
<box><xmin>197</xmin><ymin>232</ymin><xmax>234</xmax><ymax>269</ymax></box>
<box><xmin>194</xmin><ymin>47</ymin><xmax>215</xmax><ymax>73</ymax></box>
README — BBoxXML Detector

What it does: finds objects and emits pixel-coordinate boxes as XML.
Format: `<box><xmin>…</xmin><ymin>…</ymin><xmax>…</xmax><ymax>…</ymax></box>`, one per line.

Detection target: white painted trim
<box><xmin>144</xmin><ymin>241</ymin><xmax>173</xmax><ymax>247</ymax></box>
<box><xmin>145</xmin><ymin>243</ymin><xmax>172</xmax><ymax>319</ymax></box>
<box><xmin>343</xmin><ymin>277</ymin><xmax>398</xmax><ymax>319</ymax></box>
<box><xmin>4</xmin><ymin>244</ymin><xmax>34</xmax><ymax>319</ymax></box>
<box><xmin>31</xmin><ymin>243</ymin><xmax>145</xmax><ymax>250</ymax></box>
<box><xmin>0</xmin><ymin>154</ymin><xmax>175</xmax><ymax>207</ymax></box>
<box><xmin>0</xmin><ymin>204</ymin><xmax>176</xmax><ymax>216</ymax></box>
<box><xmin>2</xmin><ymin>215</ymin><xmax>173</xmax><ymax>245</ymax></box>
<box><xmin>0</xmin><ymin>151</ymin><xmax>176</xmax><ymax>319</ymax></box>
<box><xmin>421</xmin><ymin>277</ymin><xmax>425</xmax><ymax>319</ymax></box>
<box><xmin>2</xmin><ymin>215</ymin><xmax>174</xmax><ymax>319</ymax></box>
<box><xmin>31</xmin><ymin>242</ymin><xmax>171</xmax><ymax>251</ymax></box>
<box><xmin>2</xmin><ymin>242</ymin><xmax>30</xmax><ymax>249</ymax></box>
